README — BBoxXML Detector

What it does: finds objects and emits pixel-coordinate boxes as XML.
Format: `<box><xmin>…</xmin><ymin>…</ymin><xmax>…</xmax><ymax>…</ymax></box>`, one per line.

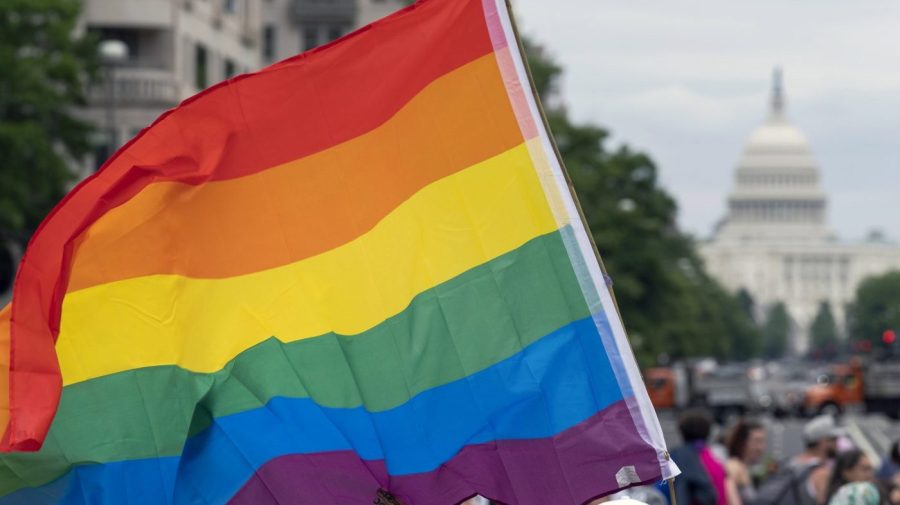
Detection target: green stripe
<box><xmin>0</xmin><ymin>228</ymin><xmax>589</xmax><ymax>495</ymax></box>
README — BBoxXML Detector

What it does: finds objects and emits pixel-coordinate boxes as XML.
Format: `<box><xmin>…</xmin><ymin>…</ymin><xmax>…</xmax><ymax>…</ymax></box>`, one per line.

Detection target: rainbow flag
<box><xmin>0</xmin><ymin>0</ymin><xmax>676</xmax><ymax>503</ymax></box>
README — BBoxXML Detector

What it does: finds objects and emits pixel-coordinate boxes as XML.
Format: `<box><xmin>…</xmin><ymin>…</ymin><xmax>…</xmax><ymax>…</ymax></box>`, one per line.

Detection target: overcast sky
<box><xmin>512</xmin><ymin>0</ymin><xmax>900</xmax><ymax>242</ymax></box>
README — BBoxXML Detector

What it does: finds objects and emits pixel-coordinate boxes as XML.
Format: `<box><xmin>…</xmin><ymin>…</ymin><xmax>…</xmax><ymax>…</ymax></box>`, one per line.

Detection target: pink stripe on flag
<box><xmin>494</xmin><ymin>46</ymin><xmax>539</xmax><ymax>140</ymax></box>
<box><xmin>480</xmin><ymin>0</ymin><xmax>509</xmax><ymax>51</ymax></box>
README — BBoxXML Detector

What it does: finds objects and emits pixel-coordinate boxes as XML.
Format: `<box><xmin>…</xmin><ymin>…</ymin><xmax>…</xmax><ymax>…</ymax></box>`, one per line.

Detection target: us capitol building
<box><xmin>699</xmin><ymin>69</ymin><xmax>900</xmax><ymax>351</ymax></box>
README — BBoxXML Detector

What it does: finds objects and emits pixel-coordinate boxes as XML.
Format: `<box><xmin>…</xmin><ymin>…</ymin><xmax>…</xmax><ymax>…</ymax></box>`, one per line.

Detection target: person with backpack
<box><xmin>670</xmin><ymin>410</ymin><xmax>728</xmax><ymax>505</ymax></box>
<box><xmin>750</xmin><ymin>415</ymin><xmax>841</xmax><ymax>505</ymax></box>
<box><xmin>792</xmin><ymin>415</ymin><xmax>843</xmax><ymax>505</ymax></box>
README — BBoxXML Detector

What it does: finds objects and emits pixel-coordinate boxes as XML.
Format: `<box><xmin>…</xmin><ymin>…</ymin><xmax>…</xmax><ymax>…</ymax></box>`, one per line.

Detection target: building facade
<box><xmin>77</xmin><ymin>0</ymin><xmax>407</xmax><ymax>176</ymax></box>
<box><xmin>700</xmin><ymin>70</ymin><xmax>900</xmax><ymax>351</ymax></box>
<box><xmin>76</xmin><ymin>0</ymin><xmax>264</xmax><ymax>175</ymax></box>
<box><xmin>260</xmin><ymin>0</ymin><xmax>408</xmax><ymax>66</ymax></box>
<box><xmin>2</xmin><ymin>0</ymin><xmax>410</xmax><ymax>304</ymax></box>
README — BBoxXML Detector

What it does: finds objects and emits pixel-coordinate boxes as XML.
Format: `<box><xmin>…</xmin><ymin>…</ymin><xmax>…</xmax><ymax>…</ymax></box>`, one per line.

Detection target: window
<box><xmin>327</xmin><ymin>25</ymin><xmax>343</xmax><ymax>42</ymax></box>
<box><xmin>195</xmin><ymin>43</ymin><xmax>208</xmax><ymax>89</ymax></box>
<box><xmin>224</xmin><ymin>0</ymin><xmax>238</xmax><ymax>14</ymax></box>
<box><xmin>303</xmin><ymin>26</ymin><xmax>318</xmax><ymax>51</ymax></box>
<box><xmin>224</xmin><ymin>58</ymin><xmax>236</xmax><ymax>79</ymax></box>
<box><xmin>93</xmin><ymin>142</ymin><xmax>112</xmax><ymax>172</ymax></box>
<box><xmin>263</xmin><ymin>24</ymin><xmax>276</xmax><ymax>60</ymax></box>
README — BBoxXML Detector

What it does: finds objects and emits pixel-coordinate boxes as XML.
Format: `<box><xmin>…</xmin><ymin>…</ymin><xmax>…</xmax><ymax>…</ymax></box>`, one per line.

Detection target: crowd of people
<box><xmin>669</xmin><ymin>411</ymin><xmax>900</xmax><ymax>505</ymax></box>
<box><xmin>460</xmin><ymin>411</ymin><xmax>900</xmax><ymax>505</ymax></box>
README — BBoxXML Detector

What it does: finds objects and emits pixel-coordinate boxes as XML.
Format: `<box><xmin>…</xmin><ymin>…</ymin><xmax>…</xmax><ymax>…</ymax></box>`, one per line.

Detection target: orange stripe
<box><xmin>67</xmin><ymin>52</ymin><xmax>524</xmax><ymax>292</ymax></box>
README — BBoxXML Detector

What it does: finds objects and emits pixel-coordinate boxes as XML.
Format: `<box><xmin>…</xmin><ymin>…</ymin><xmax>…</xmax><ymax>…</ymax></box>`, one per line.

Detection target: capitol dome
<box><xmin>738</xmin><ymin>116</ymin><xmax>818</xmax><ymax>172</ymax></box>
<box><xmin>700</xmin><ymin>68</ymin><xmax>900</xmax><ymax>354</ymax></box>
<box><xmin>737</xmin><ymin>117</ymin><xmax>818</xmax><ymax>172</ymax></box>
<box><xmin>715</xmin><ymin>68</ymin><xmax>829</xmax><ymax>242</ymax></box>
<box><xmin>744</xmin><ymin>120</ymin><xmax>811</xmax><ymax>154</ymax></box>
<box><xmin>738</xmin><ymin>70</ymin><xmax>817</xmax><ymax>168</ymax></box>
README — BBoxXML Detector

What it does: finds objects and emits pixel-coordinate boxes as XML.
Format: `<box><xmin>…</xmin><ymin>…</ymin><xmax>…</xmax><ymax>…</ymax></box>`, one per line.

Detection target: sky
<box><xmin>512</xmin><ymin>0</ymin><xmax>900</xmax><ymax>242</ymax></box>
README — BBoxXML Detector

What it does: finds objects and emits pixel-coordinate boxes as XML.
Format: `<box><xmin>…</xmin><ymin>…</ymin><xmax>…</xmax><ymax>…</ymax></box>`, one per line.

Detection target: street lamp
<box><xmin>98</xmin><ymin>39</ymin><xmax>129</xmax><ymax>155</ymax></box>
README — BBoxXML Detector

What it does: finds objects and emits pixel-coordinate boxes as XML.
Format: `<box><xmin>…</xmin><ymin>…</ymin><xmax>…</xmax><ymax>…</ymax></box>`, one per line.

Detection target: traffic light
<box><xmin>884</xmin><ymin>329</ymin><xmax>897</xmax><ymax>345</ymax></box>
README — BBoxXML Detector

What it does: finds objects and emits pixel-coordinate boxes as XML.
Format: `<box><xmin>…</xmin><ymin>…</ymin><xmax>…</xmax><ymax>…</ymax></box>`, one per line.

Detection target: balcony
<box><xmin>85</xmin><ymin>0</ymin><xmax>174</xmax><ymax>29</ymax></box>
<box><xmin>289</xmin><ymin>0</ymin><xmax>358</xmax><ymax>25</ymax></box>
<box><xmin>88</xmin><ymin>67</ymin><xmax>180</xmax><ymax>107</ymax></box>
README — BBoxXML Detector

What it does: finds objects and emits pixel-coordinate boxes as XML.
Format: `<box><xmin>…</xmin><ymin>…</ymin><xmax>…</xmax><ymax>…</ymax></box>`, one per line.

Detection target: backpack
<box><xmin>749</xmin><ymin>461</ymin><xmax>822</xmax><ymax>505</ymax></box>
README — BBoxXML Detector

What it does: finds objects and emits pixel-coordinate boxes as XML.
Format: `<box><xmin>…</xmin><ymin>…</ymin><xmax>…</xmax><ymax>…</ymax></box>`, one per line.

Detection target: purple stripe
<box><xmin>228</xmin><ymin>400</ymin><xmax>660</xmax><ymax>505</ymax></box>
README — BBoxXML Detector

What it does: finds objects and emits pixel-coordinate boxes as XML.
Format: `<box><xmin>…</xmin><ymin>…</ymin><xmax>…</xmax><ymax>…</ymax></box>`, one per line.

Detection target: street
<box><xmin>658</xmin><ymin>411</ymin><xmax>900</xmax><ymax>467</ymax></box>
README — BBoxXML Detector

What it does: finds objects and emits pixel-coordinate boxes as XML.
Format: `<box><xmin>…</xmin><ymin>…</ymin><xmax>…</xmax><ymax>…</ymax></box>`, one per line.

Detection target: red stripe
<box><xmin>4</xmin><ymin>0</ymin><xmax>494</xmax><ymax>451</ymax></box>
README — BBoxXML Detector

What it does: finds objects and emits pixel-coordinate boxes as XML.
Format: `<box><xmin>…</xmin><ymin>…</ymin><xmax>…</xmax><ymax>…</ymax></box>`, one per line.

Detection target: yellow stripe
<box><xmin>56</xmin><ymin>140</ymin><xmax>562</xmax><ymax>385</ymax></box>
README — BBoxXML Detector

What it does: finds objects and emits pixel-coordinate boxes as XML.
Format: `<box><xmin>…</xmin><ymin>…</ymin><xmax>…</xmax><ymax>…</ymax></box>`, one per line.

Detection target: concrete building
<box><xmin>1</xmin><ymin>0</ymin><xmax>409</xmax><ymax>305</ymax></box>
<box><xmin>700</xmin><ymin>69</ymin><xmax>900</xmax><ymax>351</ymax></box>
<box><xmin>77</xmin><ymin>0</ymin><xmax>264</xmax><ymax>174</ymax></box>
<box><xmin>260</xmin><ymin>0</ymin><xmax>407</xmax><ymax>66</ymax></box>
<box><xmin>78</xmin><ymin>0</ymin><xmax>406</xmax><ymax>176</ymax></box>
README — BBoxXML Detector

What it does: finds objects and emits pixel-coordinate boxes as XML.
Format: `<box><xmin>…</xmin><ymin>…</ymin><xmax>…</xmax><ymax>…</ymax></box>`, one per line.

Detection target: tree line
<box><xmin>0</xmin><ymin>2</ymin><xmax>897</xmax><ymax>365</ymax></box>
<box><xmin>523</xmin><ymin>39</ymin><xmax>900</xmax><ymax>365</ymax></box>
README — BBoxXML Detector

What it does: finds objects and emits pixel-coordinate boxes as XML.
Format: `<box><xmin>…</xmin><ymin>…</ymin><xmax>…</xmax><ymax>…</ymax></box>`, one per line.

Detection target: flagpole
<box><xmin>501</xmin><ymin>0</ymin><xmax>623</xmax><ymax>315</ymax></box>
<box><xmin>502</xmin><ymin>0</ymin><xmax>677</xmax><ymax>484</ymax></box>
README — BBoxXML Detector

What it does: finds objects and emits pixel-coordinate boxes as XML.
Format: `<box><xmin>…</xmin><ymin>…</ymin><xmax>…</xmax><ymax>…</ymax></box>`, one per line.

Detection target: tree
<box><xmin>848</xmin><ymin>271</ymin><xmax>900</xmax><ymax>351</ymax></box>
<box><xmin>736</xmin><ymin>289</ymin><xmax>757</xmax><ymax>323</ymax></box>
<box><xmin>0</xmin><ymin>237</ymin><xmax>14</xmax><ymax>301</ymax></box>
<box><xmin>524</xmin><ymin>38</ymin><xmax>760</xmax><ymax>365</ymax></box>
<box><xmin>809</xmin><ymin>301</ymin><xmax>840</xmax><ymax>359</ymax></box>
<box><xmin>722</xmin><ymin>288</ymin><xmax>762</xmax><ymax>361</ymax></box>
<box><xmin>523</xmin><ymin>39</ymin><xmax>561</xmax><ymax>107</ymax></box>
<box><xmin>0</xmin><ymin>0</ymin><xmax>97</xmax><ymax>234</ymax></box>
<box><xmin>762</xmin><ymin>302</ymin><xmax>792</xmax><ymax>359</ymax></box>
<box><xmin>721</xmin><ymin>288</ymin><xmax>762</xmax><ymax>361</ymax></box>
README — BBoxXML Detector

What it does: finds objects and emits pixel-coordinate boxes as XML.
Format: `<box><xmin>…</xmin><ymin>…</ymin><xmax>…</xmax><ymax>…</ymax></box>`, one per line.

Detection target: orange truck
<box><xmin>802</xmin><ymin>358</ymin><xmax>900</xmax><ymax>418</ymax></box>
<box><xmin>645</xmin><ymin>367</ymin><xmax>680</xmax><ymax>410</ymax></box>
<box><xmin>802</xmin><ymin>362</ymin><xmax>864</xmax><ymax>416</ymax></box>
<box><xmin>644</xmin><ymin>361</ymin><xmax>769</xmax><ymax>420</ymax></box>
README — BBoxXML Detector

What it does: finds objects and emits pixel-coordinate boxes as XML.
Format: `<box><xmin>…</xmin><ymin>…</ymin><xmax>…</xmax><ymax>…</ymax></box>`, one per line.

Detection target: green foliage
<box><xmin>523</xmin><ymin>39</ymin><xmax>562</xmax><ymax>106</ymax></box>
<box><xmin>723</xmin><ymin>288</ymin><xmax>762</xmax><ymax>360</ymax></box>
<box><xmin>809</xmin><ymin>301</ymin><xmax>840</xmax><ymax>359</ymax></box>
<box><xmin>736</xmin><ymin>289</ymin><xmax>757</xmax><ymax>322</ymax></box>
<box><xmin>762</xmin><ymin>302</ymin><xmax>791</xmax><ymax>359</ymax></box>
<box><xmin>523</xmin><ymin>38</ymin><xmax>761</xmax><ymax>365</ymax></box>
<box><xmin>0</xmin><ymin>237</ymin><xmax>13</xmax><ymax>297</ymax></box>
<box><xmin>0</xmin><ymin>0</ymin><xmax>97</xmax><ymax>234</ymax></box>
<box><xmin>848</xmin><ymin>270</ymin><xmax>900</xmax><ymax>350</ymax></box>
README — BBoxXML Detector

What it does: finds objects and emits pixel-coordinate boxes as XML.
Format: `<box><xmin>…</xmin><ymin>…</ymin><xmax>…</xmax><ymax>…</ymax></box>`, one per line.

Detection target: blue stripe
<box><xmin>2</xmin><ymin>314</ymin><xmax>623</xmax><ymax>505</ymax></box>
